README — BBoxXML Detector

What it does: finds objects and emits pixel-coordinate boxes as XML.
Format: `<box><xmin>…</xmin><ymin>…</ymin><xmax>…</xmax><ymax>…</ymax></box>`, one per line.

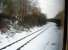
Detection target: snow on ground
<box><xmin>0</xmin><ymin>22</ymin><xmax>63</xmax><ymax>50</ymax></box>
<box><xmin>0</xmin><ymin>22</ymin><xmax>46</xmax><ymax>48</ymax></box>
<box><xmin>20</xmin><ymin>23</ymin><xmax>63</xmax><ymax>50</ymax></box>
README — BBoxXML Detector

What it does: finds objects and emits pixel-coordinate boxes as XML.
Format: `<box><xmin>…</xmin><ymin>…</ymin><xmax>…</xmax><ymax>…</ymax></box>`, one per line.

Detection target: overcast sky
<box><xmin>38</xmin><ymin>0</ymin><xmax>64</xmax><ymax>19</ymax></box>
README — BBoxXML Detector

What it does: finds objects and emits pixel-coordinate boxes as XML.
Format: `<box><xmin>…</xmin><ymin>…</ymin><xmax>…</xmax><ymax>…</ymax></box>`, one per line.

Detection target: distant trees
<box><xmin>0</xmin><ymin>0</ymin><xmax>41</xmax><ymax>16</ymax></box>
<box><xmin>3</xmin><ymin>0</ymin><xmax>14</xmax><ymax>16</ymax></box>
<box><xmin>0</xmin><ymin>0</ymin><xmax>47</xmax><ymax>31</ymax></box>
<box><xmin>0</xmin><ymin>0</ymin><xmax>32</xmax><ymax>16</ymax></box>
<box><xmin>0</xmin><ymin>0</ymin><xmax>4</xmax><ymax>13</ymax></box>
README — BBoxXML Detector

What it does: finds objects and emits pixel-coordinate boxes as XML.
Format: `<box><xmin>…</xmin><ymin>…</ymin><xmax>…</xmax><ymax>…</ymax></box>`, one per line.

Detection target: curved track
<box><xmin>0</xmin><ymin>23</ymin><xmax>50</xmax><ymax>50</ymax></box>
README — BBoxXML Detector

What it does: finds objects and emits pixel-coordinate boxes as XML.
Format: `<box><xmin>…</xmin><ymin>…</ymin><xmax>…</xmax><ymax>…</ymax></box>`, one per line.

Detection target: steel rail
<box><xmin>0</xmin><ymin>24</ymin><xmax>46</xmax><ymax>50</ymax></box>
<box><xmin>16</xmin><ymin>24</ymin><xmax>50</xmax><ymax>50</ymax></box>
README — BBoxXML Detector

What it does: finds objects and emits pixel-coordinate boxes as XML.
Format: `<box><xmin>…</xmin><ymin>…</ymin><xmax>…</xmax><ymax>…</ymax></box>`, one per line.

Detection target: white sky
<box><xmin>38</xmin><ymin>0</ymin><xmax>64</xmax><ymax>19</ymax></box>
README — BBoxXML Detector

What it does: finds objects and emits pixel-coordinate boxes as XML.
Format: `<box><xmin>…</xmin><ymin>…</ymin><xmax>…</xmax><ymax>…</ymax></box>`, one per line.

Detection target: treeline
<box><xmin>0</xmin><ymin>0</ymin><xmax>64</xmax><ymax>32</ymax></box>
<box><xmin>0</xmin><ymin>0</ymin><xmax>47</xmax><ymax>32</ymax></box>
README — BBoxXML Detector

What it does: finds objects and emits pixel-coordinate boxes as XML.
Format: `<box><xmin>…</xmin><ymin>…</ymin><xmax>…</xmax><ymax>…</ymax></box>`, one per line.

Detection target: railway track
<box><xmin>16</xmin><ymin>25</ymin><xmax>50</xmax><ymax>50</ymax></box>
<box><xmin>0</xmin><ymin>22</ymin><xmax>52</xmax><ymax>50</ymax></box>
